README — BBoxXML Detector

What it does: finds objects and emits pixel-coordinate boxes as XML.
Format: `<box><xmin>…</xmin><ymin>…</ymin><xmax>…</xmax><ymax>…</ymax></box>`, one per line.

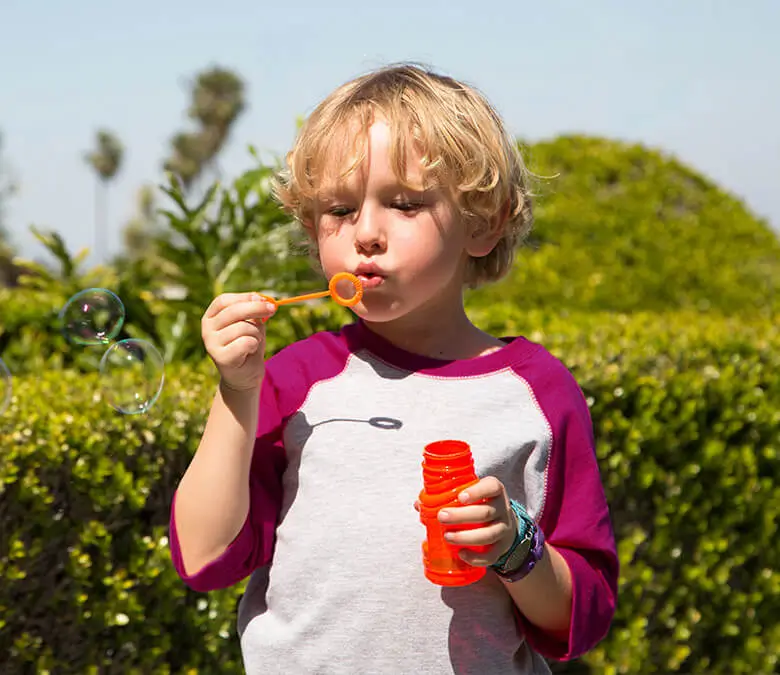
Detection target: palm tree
<box><xmin>85</xmin><ymin>129</ymin><xmax>124</xmax><ymax>263</ymax></box>
<box><xmin>163</xmin><ymin>131</ymin><xmax>210</xmax><ymax>193</ymax></box>
<box><xmin>163</xmin><ymin>66</ymin><xmax>246</xmax><ymax>194</ymax></box>
<box><xmin>0</xmin><ymin>131</ymin><xmax>19</xmax><ymax>286</ymax></box>
<box><xmin>122</xmin><ymin>185</ymin><xmax>159</xmax><ymax>260</ymax></box>
<box><xmin>188</xmin><ymin>66</ymin><xmax>246</xmax><ymax>137</ymax></box>
<box><xmin>0</xmin><ymin>132</ymin><xmax>14</xmax><ymax>238</ymax></box>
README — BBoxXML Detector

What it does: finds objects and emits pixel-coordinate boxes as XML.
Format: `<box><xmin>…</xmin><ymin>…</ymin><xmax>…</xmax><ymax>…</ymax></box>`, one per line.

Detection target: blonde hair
<box><xmin>273</xmin><ymin>63</ymin><xmax>533</xmax><ymax>287</ymax></box>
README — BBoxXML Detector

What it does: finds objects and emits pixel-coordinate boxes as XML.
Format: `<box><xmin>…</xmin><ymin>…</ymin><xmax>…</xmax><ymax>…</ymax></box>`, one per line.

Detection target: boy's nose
<box><xmin>354</xmin><ymin>206</ymin><xmax>387</xmax><ymax>253</ymax></box>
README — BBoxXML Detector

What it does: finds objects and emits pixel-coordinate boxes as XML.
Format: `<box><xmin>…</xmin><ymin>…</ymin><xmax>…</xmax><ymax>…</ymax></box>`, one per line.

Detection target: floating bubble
<box><xmin>99</xmin><ymin>339</ymin><xmax>165</xmax><ymax>415</ymax></box>
<box><xmin>59</xmin><ymin>288</ymin><xmax>126</xmax><ymax>346</ymax></box>
<box><xmin>0</xmin><ymin>358</ymin><xmax>11</xmax><ymax>416</ymax></box>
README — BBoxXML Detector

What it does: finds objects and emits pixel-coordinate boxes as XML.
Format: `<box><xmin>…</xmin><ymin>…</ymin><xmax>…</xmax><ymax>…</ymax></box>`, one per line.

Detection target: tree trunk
<box><xmin>95</xmin><ymin>178</ymin><xmax>108</xmax><ymax>263</ymax></box>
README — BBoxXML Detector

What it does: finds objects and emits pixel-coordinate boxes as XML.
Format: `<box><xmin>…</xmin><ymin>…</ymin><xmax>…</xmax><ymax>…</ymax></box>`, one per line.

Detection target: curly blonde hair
<box><xmin>273</xmin><ymin>63</ymin><xmax>533</xmax><ymax>287</ymax></box>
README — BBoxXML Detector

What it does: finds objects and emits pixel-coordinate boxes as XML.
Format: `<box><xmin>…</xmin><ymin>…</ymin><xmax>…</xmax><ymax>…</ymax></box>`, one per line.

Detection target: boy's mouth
<box><xmin>356</xmin><ymin>273</ymin><xmax>384</xmax><ymax>289</ymax></box>
<box><xmin>354</xmin><ymin>263</ymin><xmax>386</xmax><ymax>289</ymax></box>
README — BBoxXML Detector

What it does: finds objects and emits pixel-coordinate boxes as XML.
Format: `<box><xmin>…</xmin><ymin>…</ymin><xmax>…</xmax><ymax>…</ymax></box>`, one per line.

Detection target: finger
<box><xmin>208</xmin><ymin>298</ymin><xmax>276</xmax><ymax>331</ymax></box>
<box><xmin>458</xmin><ymin>548</ymin><xmax>497</xmax><ymax>568</ymax></box>
<box><xmin>213</xmin><ymin>319</ymin><xmax>264</xmax><ymax>348</ymax></box>
<box><xmin>444</xmin><ymin>521</ymin><xmax>509</xmax><ymax>548</ymax></box>
<box><xmin>438</xmin><ymin>503</ymin><xmax>499</xmax><ymax>525</ymax></box>
<box><xmin>254</xmin><ymin>295</ymin><xmax>279</xmax><ymax>324</ymax></box>
<box><xmin>217</xmin><ymin>336</ymin><xmax>263</xmax><ymax>367</ymax></box>
<box><xmin>457</xmin><ymin>476</ymin><xmax>505</xmax><ymax>504</ymax></box>
<box><xmin>204</xmin><ymin>292</ymin><xmax>261</xmax><ymax>319</ymax></box>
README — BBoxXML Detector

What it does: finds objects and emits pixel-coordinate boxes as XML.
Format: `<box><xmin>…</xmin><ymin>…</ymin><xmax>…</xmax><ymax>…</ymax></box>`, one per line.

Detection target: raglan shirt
<box><xmin>169</xmin><ymin>320</ymin><xmax>618</xmax><ymax>674</ymax></box>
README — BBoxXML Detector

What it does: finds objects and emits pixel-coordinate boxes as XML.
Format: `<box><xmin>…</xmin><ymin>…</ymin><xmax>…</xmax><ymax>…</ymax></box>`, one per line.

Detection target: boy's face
<box><xmin>313</xmin><ymin>120</ymin><xmax>479</xmax><ymax>325</ymax></box>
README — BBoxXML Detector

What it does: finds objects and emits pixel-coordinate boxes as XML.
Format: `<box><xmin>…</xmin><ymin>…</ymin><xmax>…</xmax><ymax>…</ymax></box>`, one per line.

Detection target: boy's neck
<box><xmin>362</xmin><ymin>305</ymin><xmax>504</xmax><ymax>361</ymax></box>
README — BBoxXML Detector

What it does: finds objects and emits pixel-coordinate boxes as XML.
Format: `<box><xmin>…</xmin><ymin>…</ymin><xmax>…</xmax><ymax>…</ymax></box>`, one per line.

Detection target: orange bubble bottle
<box><xmin>418</xmin><ymin>440</ymin><xmax>486</xmax><ymax>587</ymax></box>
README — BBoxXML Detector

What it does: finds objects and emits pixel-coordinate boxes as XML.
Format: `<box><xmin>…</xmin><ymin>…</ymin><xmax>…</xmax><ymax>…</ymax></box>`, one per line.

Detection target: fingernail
<box><xmin>439</xmin><ymin>510</ymin><xmax>450</xmax><ymax>521</ymax></box>
<box><xmin>444</xmin><ymin>532</ymin><xmax>454</xmax><ymax>541</ymax></box>
<box><xmin>459</xmin><ymin>492</ymin><xmax>470</xmax><ymax>503</ymax></box>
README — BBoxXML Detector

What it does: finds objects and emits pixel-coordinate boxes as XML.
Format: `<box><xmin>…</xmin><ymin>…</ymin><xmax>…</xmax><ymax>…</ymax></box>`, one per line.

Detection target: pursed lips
<box><xmin>354</xmin><ymin>262</ymin><xmax>387</xmax><ymax>288</ymax></box>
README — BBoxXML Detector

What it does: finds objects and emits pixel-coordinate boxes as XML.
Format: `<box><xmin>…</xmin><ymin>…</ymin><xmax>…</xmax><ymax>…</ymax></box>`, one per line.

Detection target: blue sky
<box><xmin>1</xmin><ymin>0</ymin><xmax>778</xmax><ymax>265</ymax></box>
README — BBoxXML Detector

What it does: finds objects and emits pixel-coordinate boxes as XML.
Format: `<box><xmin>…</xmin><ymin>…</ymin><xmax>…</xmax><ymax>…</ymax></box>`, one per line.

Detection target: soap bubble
<box><xmin>0</xmin><ymin>358</ymin><xmax>11</xmax><ymax>415</ymax></box>
<box><xmin>59</xmin><ymin>289</ymin><xmax>126</xmax><ymax>346</ymax></box>
<box><xmin>99</xmin><ymin>339</ymin><xmax>165</xmax><ymax>415</ymax></box>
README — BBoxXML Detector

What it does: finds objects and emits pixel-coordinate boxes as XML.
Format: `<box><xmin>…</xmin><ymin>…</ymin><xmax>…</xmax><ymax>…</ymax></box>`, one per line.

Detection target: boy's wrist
<box><xmin>217</xmin><ymin>379</ymin><xmax>262</xmax><ymax>423</ymax></box>
<box><xmin>490</xmin><ymin>500</ymin><xmax>544</xmax><ymax>582</ymax></box>
<box><xmin>219</xmin><ymin>378</ymin><xmax>262</xmax><ymax>397</ymax></box>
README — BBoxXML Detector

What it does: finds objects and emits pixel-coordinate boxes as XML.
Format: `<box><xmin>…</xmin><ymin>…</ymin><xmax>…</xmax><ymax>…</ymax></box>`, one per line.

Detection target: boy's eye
<box><xmin>328</xmin><ymin>206</ymin><xmax>354</xmax><ymax>218</ymax></box>
<box><xmin>392</xmin><ymin>201</ymin><xmax>424</xmax><ymax>212</ymax></box>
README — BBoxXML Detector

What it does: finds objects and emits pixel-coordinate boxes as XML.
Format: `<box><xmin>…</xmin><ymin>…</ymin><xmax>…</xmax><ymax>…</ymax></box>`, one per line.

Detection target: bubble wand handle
<box><xmin>273</xmin><ymin>290</ymin><xmax>331</xmax><ymax>306</ymax></box>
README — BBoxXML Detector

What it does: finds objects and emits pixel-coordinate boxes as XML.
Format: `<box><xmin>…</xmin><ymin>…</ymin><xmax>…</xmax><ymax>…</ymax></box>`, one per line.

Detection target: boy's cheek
<box><xmin>315</xmin><ymin>219</ymin><xmax>340</xmax><ymax>239</ymax></box>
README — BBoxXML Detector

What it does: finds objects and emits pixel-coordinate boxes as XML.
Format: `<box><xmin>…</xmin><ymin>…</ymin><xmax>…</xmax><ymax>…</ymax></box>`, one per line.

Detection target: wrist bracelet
<box><xmin>491</xmin><ymin>500</ymin><xmax>531</xmax><ymax>569</ymax></box>
<box><xmin>490</xmin><ymin>500</ymin><xmax>546</xmax><ymax>581</ymax></box>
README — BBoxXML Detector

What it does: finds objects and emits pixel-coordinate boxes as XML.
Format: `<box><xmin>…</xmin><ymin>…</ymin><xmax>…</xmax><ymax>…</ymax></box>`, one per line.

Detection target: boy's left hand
<box><xmin>437</xmin><ymin>476</ymin><xmax>518</xmax><ymax>567</ymax></box>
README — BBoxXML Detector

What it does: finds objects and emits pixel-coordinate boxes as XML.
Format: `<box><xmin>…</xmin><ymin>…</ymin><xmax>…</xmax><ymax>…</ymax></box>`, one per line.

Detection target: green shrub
<box><xmin>469</xmin><ymin>135</ymin><xmax>780</xmax><ymax>316</ymax></box>
<box><xmin>111</xmin><ymin>165</ymin><xmax>323</xmax><ymax>364</ymax></box>
<box><xmin>1</xmin><ymin>310</ymin><xmax>778</xmax><ymax>673</ymax></box>
<box><xmin>0</xmin><ymin>225</ymin><xmax>126</xmax><ymax>375</ymax></box>
<box><xmin>0</xmin><ymin>282</ymin><xmax>349</xmax><ymax>377</ymax></box>
<box><xmin>1</xmin><ymin>160</ymin><xmax>326</xmax><ymax>371</ymax></box>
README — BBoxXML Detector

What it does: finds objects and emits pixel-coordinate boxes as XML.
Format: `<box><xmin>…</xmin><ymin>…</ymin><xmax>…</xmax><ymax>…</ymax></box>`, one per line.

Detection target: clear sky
<box><xmin>1</xmin><ymin>0</ymin><xmax>778</xmax><ymax>265</ymax></box>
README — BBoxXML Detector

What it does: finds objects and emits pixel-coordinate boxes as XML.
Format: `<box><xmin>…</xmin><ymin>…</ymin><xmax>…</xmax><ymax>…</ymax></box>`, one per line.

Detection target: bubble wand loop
<box><xmin>259</xmin><ymin>272</ymin><xmax>363</xmax><ymax>317</ymax></box>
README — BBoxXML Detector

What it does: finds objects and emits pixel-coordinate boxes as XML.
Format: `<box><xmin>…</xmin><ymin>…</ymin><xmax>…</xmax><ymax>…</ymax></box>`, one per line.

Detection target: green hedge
<box><xmin>1</xmin><ymin>309</ymin><xmax>778</xmax><ymax>673</ymax></box>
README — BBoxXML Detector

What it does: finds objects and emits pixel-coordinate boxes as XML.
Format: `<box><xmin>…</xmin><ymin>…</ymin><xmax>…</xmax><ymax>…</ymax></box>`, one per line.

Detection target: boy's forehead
<box><xmin>314</xmin><ymin>118</ymin><xmax>430</xmax><ymax>195</ymax></box>
<box><xmin>314</xmin><ymin>160</ymin><xmax>428</xmax><ymax>198</ymax></box>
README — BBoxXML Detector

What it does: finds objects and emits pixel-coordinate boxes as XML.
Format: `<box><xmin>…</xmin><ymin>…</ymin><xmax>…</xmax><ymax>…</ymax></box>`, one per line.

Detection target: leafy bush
<box><xmin>469</xmin><ymin>135</ymin><xmax>780</xmax><ymax>316</ymax></box>
<box><xmin>1</xmin><ymin>310</ymin><xmax>777</xmax><ymax>674</ymax></box>
<box><xmin>0</xmin><ymin>160</ymin><xmax>331</xmax><ymax>373</ymax></box>
<box><xmin>114</xmin><ymin>160</ymin><xmax>321</xmax><ymax>363</ymax></box>
<box><xmin>0</xmin><ymin>228</ymin><xmax>121</xmax><ymax>376</ymax></box>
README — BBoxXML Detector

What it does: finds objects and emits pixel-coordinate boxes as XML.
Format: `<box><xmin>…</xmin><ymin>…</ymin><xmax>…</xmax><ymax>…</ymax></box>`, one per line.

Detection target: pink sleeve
<box><xmin>515</xmin><ymin>356</ymin><xmax>619</xmax><ymax>660</ymax></box>
<box><xmin>169</xmin><ymin>372</ymin><xmax>287</xmax><ymax>592</ymax></box>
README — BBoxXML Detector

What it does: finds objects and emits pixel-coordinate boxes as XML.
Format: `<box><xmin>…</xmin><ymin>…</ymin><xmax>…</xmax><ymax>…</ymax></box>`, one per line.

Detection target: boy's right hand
<box><xmin>201</xmin><ymin>292</ymin><xmax>277</xmax><ymax>393</ymax></box>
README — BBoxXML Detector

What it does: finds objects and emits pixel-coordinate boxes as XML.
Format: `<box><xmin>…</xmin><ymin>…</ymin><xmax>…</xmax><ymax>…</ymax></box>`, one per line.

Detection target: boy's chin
<box><xmin>349</xmin><ymin>300</ymin><xmax>407</xmax><ymax>324</ymax></box>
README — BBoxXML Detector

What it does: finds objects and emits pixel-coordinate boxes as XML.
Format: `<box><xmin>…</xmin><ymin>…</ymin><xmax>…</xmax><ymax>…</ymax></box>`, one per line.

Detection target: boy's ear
<box><xmin>465</xmin><ymin>200</ymin><xmax>510</xmax><ymax>258</ymax></box>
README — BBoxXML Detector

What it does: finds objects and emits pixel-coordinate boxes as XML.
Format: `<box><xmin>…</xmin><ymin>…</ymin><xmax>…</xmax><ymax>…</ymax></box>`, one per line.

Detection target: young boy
<box><xmin>170</xmin><ymin>63</ymin><xmax>618</xmax><ymax>674</ymax></box>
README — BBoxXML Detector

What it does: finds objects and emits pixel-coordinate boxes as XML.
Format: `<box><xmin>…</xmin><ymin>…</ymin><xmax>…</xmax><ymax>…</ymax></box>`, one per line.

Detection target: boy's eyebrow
<box><xmin>315</xmin><ymin>189</ymin><xmax>349</xmax><ymax>203</ymax></box>
<box><xmin>316</xmin><ymin>185</ymin><xmax>434</xmax><ymax>204</ymax></box>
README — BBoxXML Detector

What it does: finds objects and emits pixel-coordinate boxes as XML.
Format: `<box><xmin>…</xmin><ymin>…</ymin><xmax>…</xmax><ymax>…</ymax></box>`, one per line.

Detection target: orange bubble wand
<box><xmin>260</xmin><ymin>272</ymin><xmax>363</xmax><ymax>316</ymax></box>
